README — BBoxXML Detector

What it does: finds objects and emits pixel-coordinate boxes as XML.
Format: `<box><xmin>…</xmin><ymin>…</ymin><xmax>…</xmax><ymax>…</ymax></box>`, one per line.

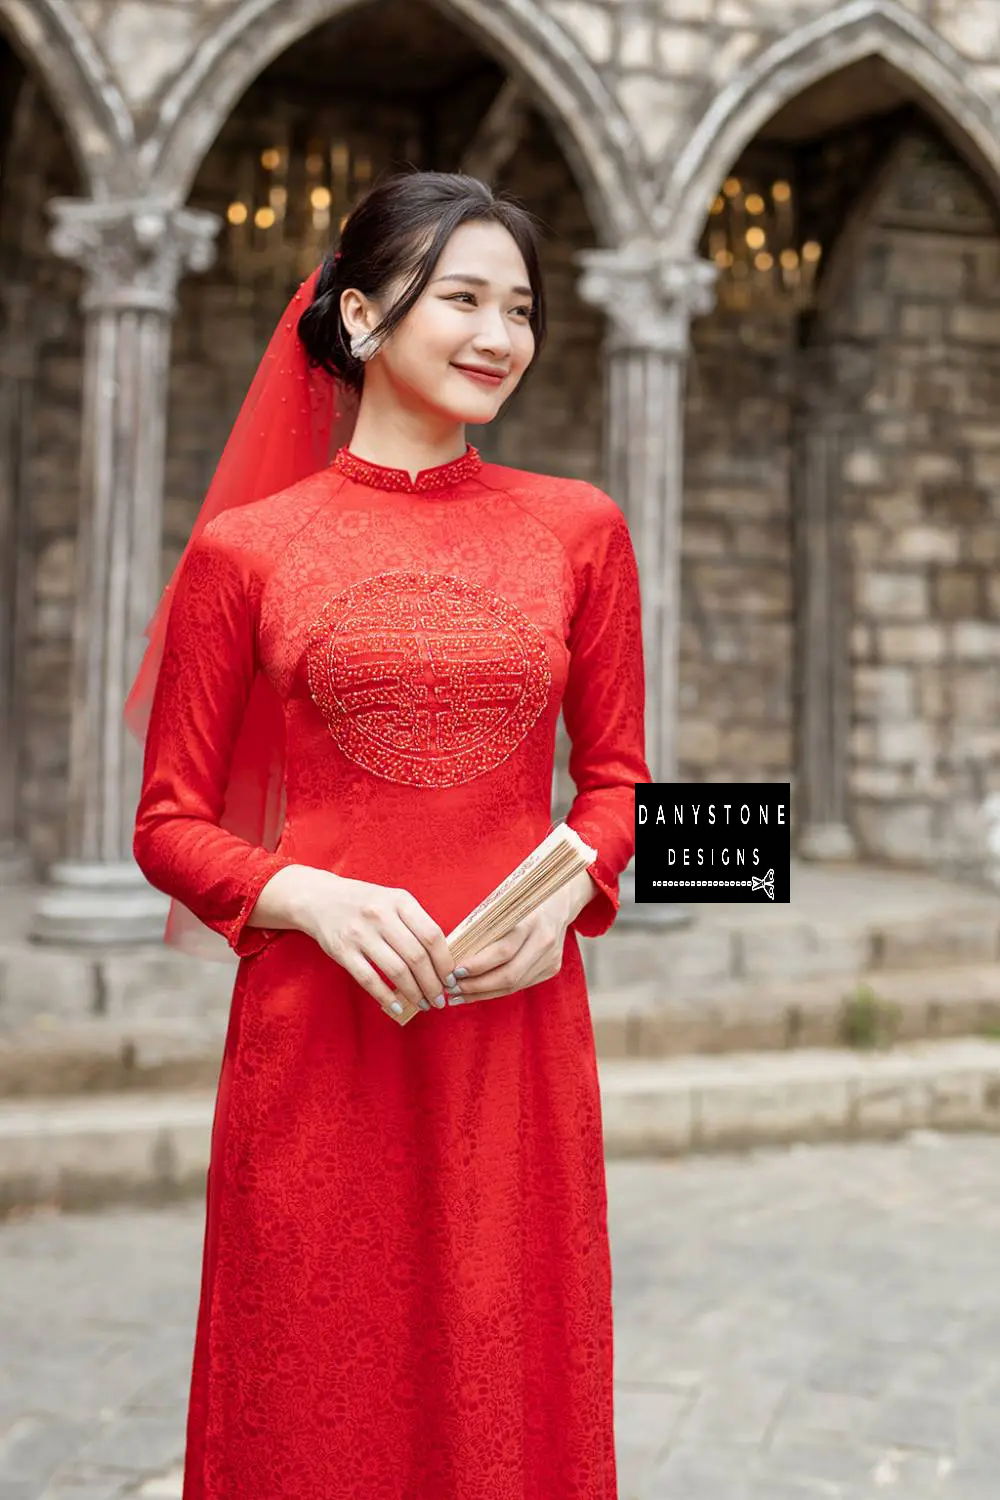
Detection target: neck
<box><xmin>347</xmin><ymin>382</ymin><xmax>467</xmax><ymax>480</ymax></box>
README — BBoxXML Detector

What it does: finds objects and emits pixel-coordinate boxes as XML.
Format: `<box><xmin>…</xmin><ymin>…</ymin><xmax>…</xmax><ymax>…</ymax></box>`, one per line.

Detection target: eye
<box><xmin>446</xmin><ymin>291</ymin><xmax>477</xmax><ymax>305</ymax></box>
<box><xmin>513</xmin><ymin>304</ymin><xmax>533</xmax><ymax>319</ymax></box>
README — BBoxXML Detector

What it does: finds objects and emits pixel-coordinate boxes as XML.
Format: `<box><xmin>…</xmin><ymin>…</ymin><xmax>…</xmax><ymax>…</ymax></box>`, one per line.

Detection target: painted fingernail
<box><xmin>418</xmin><ymin>997</ymin><xmax>430</xmax><ymax>1010</ymax></box>
<box><xmin>445</xmin><ymin>971</ymin><xmax>457</xmax><ymax>987</ymax></box>
<box><xmin>391</xmin><ymin>1001</ymin><xmax>403</xmax><ymax>1015</ymax></box>
<box><xmin>432</xmin><ymin>993</ymin><xmax>446</xmax><ymax>1008</ymax></box>
<box><xmin>455</xmin><ymin>966</ymin><xmax>469</xmax><ymax>979</ymax></box>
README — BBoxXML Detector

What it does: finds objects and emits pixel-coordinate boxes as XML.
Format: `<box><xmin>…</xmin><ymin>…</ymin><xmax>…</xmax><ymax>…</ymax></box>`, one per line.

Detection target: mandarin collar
<box><xmin>332</xmin><ymin>443</ymin><xmax>482</xmax><ymax>493</ymax></box>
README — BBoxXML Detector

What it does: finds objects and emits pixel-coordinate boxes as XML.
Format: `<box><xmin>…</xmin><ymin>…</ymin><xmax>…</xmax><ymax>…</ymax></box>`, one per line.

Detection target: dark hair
<box><xmin>297</xmin><ymin>170</ymin><xmax>547</xmax><ymax>393</ymax></box>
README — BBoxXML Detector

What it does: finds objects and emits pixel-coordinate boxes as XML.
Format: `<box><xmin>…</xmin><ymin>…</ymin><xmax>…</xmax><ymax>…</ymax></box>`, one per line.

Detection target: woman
<box><xmin>130</xmin><ymin>170</ymin><xmax>649</xmax><ymax>1499</ymax></box>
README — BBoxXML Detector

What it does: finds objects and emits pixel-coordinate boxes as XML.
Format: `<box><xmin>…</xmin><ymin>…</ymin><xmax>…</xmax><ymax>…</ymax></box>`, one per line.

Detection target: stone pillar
<box><xmin>0</xmin><ymin>285</ymin><xmax>40</xmax><ymax>885</ymax></box>
<box><xmin>31</xmin><ymin>199</ymin><xmax>219</xmax><ymax>945</ymax></box>
<box><xmin>792</xmin><ymin>341</ymin><xmax>872</xmax><ymax>862</ymax></box>
<box><xmin>575</xmin><ymin>246</ymin><xmax>716</xmax><ymax>920</ymax></box>
<box><xmin>576</xmin><ymin>246</ymin><xmax>716</xmax><ymax>784</ymax></box>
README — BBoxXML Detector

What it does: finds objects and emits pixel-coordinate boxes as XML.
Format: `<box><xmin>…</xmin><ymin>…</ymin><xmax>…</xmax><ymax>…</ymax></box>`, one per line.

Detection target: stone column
<box><xmin>576</xmin><ymin>247</ymin><xmax>716</xmax><ymax>783</ymax></box>
<box><xmin>575</xmin><ymin>246</ymin><xmax>716</xmax><ymax>919</ymax></box>
<box><xmin>792</xmin><ymin>341</ymin><xmax>872</xmax><ymax>861</ymax></box>
<box><xmin>31</xmin><ymin>199</ymin><xmax>219</xmax><ymax>945</ymax></box>
<box><xmin>0</xmin><ymin>285</ymin><xmax>40</xmax><ymax>885</ymax></box>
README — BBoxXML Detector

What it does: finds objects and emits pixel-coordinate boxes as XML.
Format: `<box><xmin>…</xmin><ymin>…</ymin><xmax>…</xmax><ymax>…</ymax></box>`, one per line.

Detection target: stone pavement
<box><xmin>2</xmin><ymin>1135</ymin><xmax>1000</xmax><ymax>1499</ymax></box>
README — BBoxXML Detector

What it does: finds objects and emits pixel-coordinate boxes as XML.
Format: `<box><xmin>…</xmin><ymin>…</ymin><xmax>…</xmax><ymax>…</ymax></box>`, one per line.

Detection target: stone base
<box><xmin>30</xmin><ymin>861</ymin><xmax>170</xmax><ymax>946</ymax></box>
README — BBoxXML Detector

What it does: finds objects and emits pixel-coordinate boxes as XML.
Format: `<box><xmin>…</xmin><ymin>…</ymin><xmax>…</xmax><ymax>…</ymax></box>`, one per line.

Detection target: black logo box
<box><xmin>633</xmin><ymin>783</ymin><xmax>790</xmax><ymax>903</ymax></box>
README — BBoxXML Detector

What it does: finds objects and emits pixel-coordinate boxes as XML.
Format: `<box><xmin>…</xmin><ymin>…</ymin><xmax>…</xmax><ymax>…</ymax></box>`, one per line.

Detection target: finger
<box><xmin>335</xmin><ymin>948</ymin><xmax>422</xmax><ymax>1017</ymax></box>
<box><xmin>458</xmin><ymin>949</ymin><xmax>557</xmax><ymax>1002</ymax></box>
<box><xmin>379</xmin><ymin>913</ymin><xmax>450</xmax><ymax>1007</ymax></box>
<box><xmin>395</xmin><ymin>891</ymin><xmax>458</xmax><ymax>990</ymax></box>
<box><xmin>362</xmin><ymin>933</ymin><xmax>437</xmax><ymax>1010</ymax></box>
<box><xmin>453</xmin><ymin>928</ymin><xmax>528</xmax><ymax>979</ymax></box>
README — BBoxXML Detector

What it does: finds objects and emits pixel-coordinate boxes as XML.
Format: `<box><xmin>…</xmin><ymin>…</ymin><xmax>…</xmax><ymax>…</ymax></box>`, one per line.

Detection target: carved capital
<box><xmin>576</xmin><ymin>245</ymin><xmax>718</xmax><ymax>356</ymax></box>
<box><xmin>47</xmin><ymin>198</ymin><xmax>222</xmax><ymax>316</ymax></box>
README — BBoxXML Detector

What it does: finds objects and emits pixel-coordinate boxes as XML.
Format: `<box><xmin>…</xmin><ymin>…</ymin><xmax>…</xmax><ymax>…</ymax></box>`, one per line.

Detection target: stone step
<box><xmin>4</xmin><ymin>958</ymin><xmax>1000</xmax><ymax>1103</ymax></box>
<box><xmin>584</xmin><ymin>899</ymin><xmax>1000</xmax><ymax>992</ymax></box>
<box><xmin>3</xmin><ymin>1038</ymin><xmax>1000</xmax><ymax>1213</ymax></box>
<box><xmin>0</xmin><ymin>1016</ymin><xmax>226</xmax><ymax>1099</ymax></box>
<box><xmin>590</xmin><ymin>961</ymin><xmax>1000</xmax><ymax>1058</ymax></box>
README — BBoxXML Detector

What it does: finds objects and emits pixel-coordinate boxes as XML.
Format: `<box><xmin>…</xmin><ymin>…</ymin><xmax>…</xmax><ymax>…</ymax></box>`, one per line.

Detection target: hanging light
<box><xmin>702</xmin><ymin>172</ymin><xmax>823</xmax><ymax>312</ymax></box>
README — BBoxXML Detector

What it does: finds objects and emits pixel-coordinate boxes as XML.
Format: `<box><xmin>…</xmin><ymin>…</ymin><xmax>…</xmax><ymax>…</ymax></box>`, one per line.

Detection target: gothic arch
<box><xmin>0</xmin><ymin>0</ymin><xmax>135</xmax><ymax>197</ymax></box>
<box><xmin>656</xmin><ymin>0</ymin><xmax>1000</xmax><ymax>257</ymax></box>
<box><xmin>144</xmin><ymin>0</ymin><xmax>647</xmax><ymax>245</ymax></box>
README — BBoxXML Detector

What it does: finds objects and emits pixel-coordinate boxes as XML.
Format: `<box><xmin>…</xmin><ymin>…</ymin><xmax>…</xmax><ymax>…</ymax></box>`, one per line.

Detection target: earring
<box><xmin>350</xmin><ymin>331</ymin><xmax>378</xmax><ymax>362</ymax></box>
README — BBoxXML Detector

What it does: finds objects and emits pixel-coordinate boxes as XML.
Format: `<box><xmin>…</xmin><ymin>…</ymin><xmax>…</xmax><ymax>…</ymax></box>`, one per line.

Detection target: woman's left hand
<box><xmin>446</xmin><ymin>869</ymin><xmax>596</xmax><ymax>1004</ymax></box>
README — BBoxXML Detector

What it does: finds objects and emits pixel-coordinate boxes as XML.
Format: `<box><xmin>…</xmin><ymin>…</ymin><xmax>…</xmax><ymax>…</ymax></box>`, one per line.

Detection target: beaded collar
<box><xmin>332</xmin><ymin>444</ymin><xmax>483</xmax><ymax>493</ymax></box>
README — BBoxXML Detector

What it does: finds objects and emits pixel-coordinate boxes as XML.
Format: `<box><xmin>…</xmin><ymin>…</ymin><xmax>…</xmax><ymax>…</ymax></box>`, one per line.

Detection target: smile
<box><xmin>452</xmin><ymin>364</ymin><xmax>507</xmax><ymax>387</ymax></box>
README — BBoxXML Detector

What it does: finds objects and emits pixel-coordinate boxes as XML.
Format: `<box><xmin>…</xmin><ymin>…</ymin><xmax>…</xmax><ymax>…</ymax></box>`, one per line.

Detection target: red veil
<box><xmin>125</xmin><ymin>267</ymin><xmax>355</xmax><ymax>955</ymax></box>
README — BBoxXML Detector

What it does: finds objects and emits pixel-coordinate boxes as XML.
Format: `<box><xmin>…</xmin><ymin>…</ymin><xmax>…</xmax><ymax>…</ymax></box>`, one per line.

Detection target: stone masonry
<box><xmin>3</xmin><ymin>0</ymin><xmax>1000</xmax><ymax>940</ymax></box>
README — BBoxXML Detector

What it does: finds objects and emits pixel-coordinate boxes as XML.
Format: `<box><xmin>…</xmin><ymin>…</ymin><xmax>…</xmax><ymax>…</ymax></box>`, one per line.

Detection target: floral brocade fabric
<box><xmin>133</xmin><ymin>445</ymin><xmax>651</xmax><ymax>1500</ymax></box>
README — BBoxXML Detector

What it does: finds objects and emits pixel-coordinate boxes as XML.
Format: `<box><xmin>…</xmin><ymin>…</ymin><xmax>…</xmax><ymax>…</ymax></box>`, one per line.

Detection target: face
<box><xmin>344</xmin><ymin>219</ymin><xmax>537</xmax><ymax>425</ymax></box>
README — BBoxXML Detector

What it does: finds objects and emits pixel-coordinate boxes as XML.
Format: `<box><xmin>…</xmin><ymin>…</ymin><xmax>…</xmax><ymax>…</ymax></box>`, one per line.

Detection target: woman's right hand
<box><xmin>252</xmin><ymin>866</ymin><xmax>459</xmax><ymax>1017</ymax></box>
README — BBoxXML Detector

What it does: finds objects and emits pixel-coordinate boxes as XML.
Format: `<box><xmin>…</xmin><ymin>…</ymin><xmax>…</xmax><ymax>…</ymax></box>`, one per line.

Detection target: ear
<box><xmin>340</xmin><ymin>288</ymin><xmax>379</xmax><ymax>341</ymax></box>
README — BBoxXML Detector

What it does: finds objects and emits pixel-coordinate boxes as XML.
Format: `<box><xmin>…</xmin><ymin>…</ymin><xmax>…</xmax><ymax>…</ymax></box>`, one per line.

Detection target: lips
<box><xmin>452</xmin><ymin>363</ymin><xmax>507</xmax><ymax>387</ymax></box>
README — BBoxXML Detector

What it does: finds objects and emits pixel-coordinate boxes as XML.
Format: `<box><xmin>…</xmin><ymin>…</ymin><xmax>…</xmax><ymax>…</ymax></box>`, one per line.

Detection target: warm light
<box><xmin>711</xmin><ymin>195</ymin><xmax>725</xmax><ymax>215</ymax></box>
<box><xmin>714</xmin><ymin>248</ymin><xmax>734</xmax><ymax>267</ymax></box>
<box><xmin>227</xmin><ymin>201</ymin><xmax>249</xmax><ymax>226</ymax></box>
<box><xmin>254</xmin><ymin>206</ymin><xmax>276</xmax><ymax>229</ymax></box>
<box><xmin>260</xmin><ymin>147</ymin><xmax>281</xmax><ymax>171</ymax></box>
<box><xmin>270</xmin><ymin>186</ymin><xmax>287</xmax><ymax>209</ymax></box>
<box><xmin>802</xmin><ymin>240</ymin><xmax>822</xmax><ymax>263</ymax></box>
<box><xmin>772</xmin><ymin>180</ymin><xmax>792</xmax><ymax>203</ymax></box>
<box><xmin>754</xmin><ymin>252</ymin><xmax>774</xmax><ymax>272</ymax></box>
<box><xmin>745</xmin><ymin>226</ymin><xmax>766</xmax><ymax>250</ymax></box>
<box><xmin>745</xmin><ymin>193</ymin><xmax>765</xmax><ymax>215</ymax></box>
<box><xmin>723</xmin><ymin>177</ymin><xmax>741</xmax><ymax>198</ymax></box>
<box><xmin>310</xmin><ymin>186</ymin><xmax>332</xmax><ymax>210</ymax></box>
<box><xmin>780</xmin><ymin>248</ymin><xmax>799</xmax><ymax>270</ymax></box>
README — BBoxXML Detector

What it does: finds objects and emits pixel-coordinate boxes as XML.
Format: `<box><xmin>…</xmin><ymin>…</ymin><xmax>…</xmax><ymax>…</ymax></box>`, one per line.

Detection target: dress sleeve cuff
<box><xmin>570</xmin><ymin>854</ymin><xmax>620</xmax><ymax>939</ymax></box>
<box><xmin>219</xmin><ymin>853</ymin><xmax>298</xmax><ymax>958</ymax></box>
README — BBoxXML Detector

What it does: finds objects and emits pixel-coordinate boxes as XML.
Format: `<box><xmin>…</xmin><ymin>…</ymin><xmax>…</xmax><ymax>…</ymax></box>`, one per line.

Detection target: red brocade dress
<box><xmin>133</xmin><ymin>443</ymin><xmax>650</xmax><ymax>1500</ymax></box>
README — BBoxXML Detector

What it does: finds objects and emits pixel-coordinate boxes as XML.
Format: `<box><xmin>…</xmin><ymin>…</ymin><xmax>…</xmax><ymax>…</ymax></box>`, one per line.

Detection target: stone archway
<box><xmin>673</xmin><ymin>7</ymin><xmax>1000</xmax><ymax>878</ymax></box>
<box><xmin>657</xmin><ymin>0</ymin><xmax>1000</xmax><ymax>259</ymax></box>
<box><xmin>143</xmin><ymin>0</ymin><xmax>647</xmax><ymax>246</ymax></box>
<box><xmin>0</xmin><ymin>0</ymin><xmax>135</xmax><ymax>197</ymax></box>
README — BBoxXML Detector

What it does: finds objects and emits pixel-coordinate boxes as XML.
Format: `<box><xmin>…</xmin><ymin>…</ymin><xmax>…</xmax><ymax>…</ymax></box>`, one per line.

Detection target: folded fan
<box><xmin>390</xmin><ymin>822</ymin><xmax>598</xmax><ymax>1026</ymax></box>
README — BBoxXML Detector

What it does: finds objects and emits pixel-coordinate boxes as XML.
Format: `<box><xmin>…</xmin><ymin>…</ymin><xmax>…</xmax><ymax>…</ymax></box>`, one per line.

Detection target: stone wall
<box><xmin>831</xmin><ymin>126</ymin><xmax>1000</xmax><ymax>873</ymax></box>
<box><xmin>679</xmin><ymin>118</ymin><xmax>1000</xmax><ymax>876</ymax></box>
<box><xmin>0</xmin><ymin>73</ymin><xmax>83</xmax><ymax>868</ymax></box>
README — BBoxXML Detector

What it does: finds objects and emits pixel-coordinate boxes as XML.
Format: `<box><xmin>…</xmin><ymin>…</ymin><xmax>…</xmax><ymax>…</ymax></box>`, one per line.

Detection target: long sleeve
<box><xmin>133</xmin><ymin>524</ymin><xmax>296</xmax><ymax>956</ymax></box>
<box><xmin>562</xmin><ymin>498</ymin><xmax>651</xmax><ymax>938</ymax></box>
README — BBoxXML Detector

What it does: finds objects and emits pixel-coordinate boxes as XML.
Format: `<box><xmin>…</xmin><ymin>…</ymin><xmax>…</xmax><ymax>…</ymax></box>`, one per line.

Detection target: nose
<box><xmin>471</xmin><ymin>304</ymin><xmax>513</xmax><ymax>360</ymax></box>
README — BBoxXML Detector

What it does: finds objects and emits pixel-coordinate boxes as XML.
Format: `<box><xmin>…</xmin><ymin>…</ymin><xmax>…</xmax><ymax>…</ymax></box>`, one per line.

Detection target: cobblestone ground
<box><xmin>2</xmin><ymin>1134</ymin><xmax>999</xmax><ymax>1499</ymax></box>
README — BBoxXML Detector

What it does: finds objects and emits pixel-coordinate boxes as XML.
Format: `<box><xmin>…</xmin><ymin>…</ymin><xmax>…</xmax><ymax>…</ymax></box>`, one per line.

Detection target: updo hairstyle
<box><xmin>297</xmin><ymin>170</ymin><xmax>547</xmax><ymax>393</ymax></box>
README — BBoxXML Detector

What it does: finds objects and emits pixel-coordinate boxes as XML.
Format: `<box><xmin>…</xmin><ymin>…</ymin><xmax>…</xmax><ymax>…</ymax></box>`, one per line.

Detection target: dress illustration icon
<box><xmin>133</xmin><ymin>442</ymin><xmax>651</xmax><ymax>1500</ymax></box>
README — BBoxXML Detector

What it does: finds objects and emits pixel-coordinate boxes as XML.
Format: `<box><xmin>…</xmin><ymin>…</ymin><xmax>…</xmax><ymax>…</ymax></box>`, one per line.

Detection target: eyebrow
<box><xmin>432</xmin><ymin>273</ymin><xmax>534</xmax><ymax>298</ymax></box>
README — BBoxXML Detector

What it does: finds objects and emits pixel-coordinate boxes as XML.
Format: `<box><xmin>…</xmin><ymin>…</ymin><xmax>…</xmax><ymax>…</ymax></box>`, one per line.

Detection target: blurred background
<box><xmin>2</xmin><ymin>3</ymin><xmax>1000</xmax><ymax>1498</ymax></box>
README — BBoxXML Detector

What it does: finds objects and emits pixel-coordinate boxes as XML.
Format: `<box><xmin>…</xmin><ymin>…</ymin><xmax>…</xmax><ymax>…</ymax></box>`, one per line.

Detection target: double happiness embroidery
<box><xmin>305</xmin><ymin>570</ymin><xmax>552</xmax><ymax>787</ymax></box>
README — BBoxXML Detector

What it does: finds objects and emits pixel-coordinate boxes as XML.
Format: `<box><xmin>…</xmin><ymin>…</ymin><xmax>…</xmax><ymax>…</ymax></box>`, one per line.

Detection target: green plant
<box><xmin>838</xmin><ymin>982</ymin><xmax>901</xmax><ymax>1050</ymax></box>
